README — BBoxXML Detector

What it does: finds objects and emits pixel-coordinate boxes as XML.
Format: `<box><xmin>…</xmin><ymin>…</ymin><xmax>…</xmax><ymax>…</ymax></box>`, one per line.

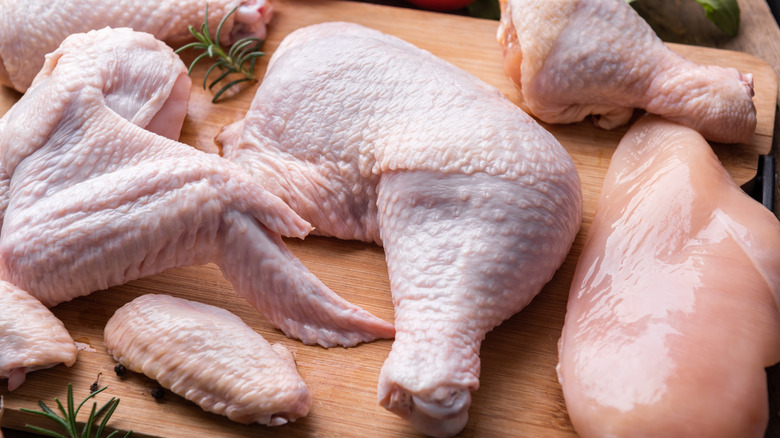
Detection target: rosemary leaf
<box><xmin>81</xmin><ymin>402</ymin><xmax>98</xmax><ymax>438</ymax></box>
<box><xmin>175</xmin><ymin>41</ymin><xmax>206</xmax><ymax>53</ymax></box>
<box><xmin>203</xmin><ymin>63</ymin><xmax>223</xmax><ymax>89</ymax></box>
<box><xmin>22</xmin><ymin>425</ymin><xmax>69</xmax><ymax>438</ymax></box>
<box><xmin>22</xmin><ymin>384</ymin><xmax>131</xmax><ymax>438</ymax></box>
<box><xmin>213</xmin><ymin>77</ymin><xmax>252</xmax><ymax>102</ymax></box>
<box><xmin>75</xmin><ymin>386</ymin><xmax>107</xmax><ymax>417</ymax></box>
<box><xmin>176</xmin><ymin>3</ymin><xmax>266</xmax><ymax>102</ymax></box>
<box><xmin>187</xmin><ymin>52</ymin><xmax>211</xmax><ymax>75</ymax></box>
<box><xmin>67</xmin><ymin>385</ymin><xmax>77</xmax><ymax>435</ymax></box>
<box><xmin>94</xmin><ymin>398</ymin><xmax>121</xmax><ymax>438</ymax></box>
<box><xmin>214</xmin><ymin>4</ymin><xmax>230</xmax><ymax>42</ymax></box>
<box><xmin>53</xmin><ymin>399</ymin><xmax>72</xmax><ymax>435</ymax></box>
<box><xmin>228</xmin><ymin>38</ymin><xmax>260</xmax><ymax>60</ymax></box>
<box><xmin>208</xmin><ymin>69</ymin><xmax>234</xmax><ymax>91</ymax></box>
<box><xmin>37</xmin><ymin>400</ymin><xmax>64</xmax><ymax>421</ymax></box>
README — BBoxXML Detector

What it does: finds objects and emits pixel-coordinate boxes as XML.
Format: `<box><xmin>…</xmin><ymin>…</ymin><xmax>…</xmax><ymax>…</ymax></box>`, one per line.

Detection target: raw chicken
<box><xmin>219</xmin><ymin>22</ymin><xmax>582</xmax><ymax>437</ymax></box>
<box><xmin>0</xmin><ymin>27</ymin><xmax>393</xmax><ymax>348</ymax></box>
<box><xmin>104</xmin><ymin>294</ymin><xmax>311</xmax><ymax>426</ymax></box>
<box><xmin>557</xmin><ymin>115</ymin><xmax>780</xmax><ymax>438</ymax></box>
<box><xmin>497</xmin><ymin>0</ymin><xmax>757</xmax><ymax>144</ymax></box>
<box><xmin>0</xmin><ymin>280</ymin><xmax>77</xmax><ymax>391</ymax></box>
<box><xmin>0</xmin><ymin>0</ymin><xmax>274</xmax><ymax>93</ymax></box>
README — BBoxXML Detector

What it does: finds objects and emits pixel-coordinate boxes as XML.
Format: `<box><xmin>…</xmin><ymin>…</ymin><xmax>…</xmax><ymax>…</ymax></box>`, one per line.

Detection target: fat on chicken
<box><xmin>557</xmin><ymin>115</ymin><xmax>780</xmax><ymax>438</ymax></box>
<box><xmin>105</xmin><ymin>294</ymin><xmax>311</xmax><ymax>426</ymax></box>
<box><xmin>497</xmin><ymin>0</ymin><xmax>757</xmax><ymax>144</ymax></box>
<box><xmin>0</xmin><ymin>27</ymin><xmax>393</xmax><ymax>349</ymax></box>
<box><xmin>218</xmin><ymin>22</ymin><xmax>582</xmax><ymax>437</ymax></box>
<box><xmin>0</xmin><ymin>0</ymin><xmax>274</xmax><ymax>93</ymax></box>
<box><xmin>0</xmin><ymin>280</ymin><xmax>77</xmax><ymax>391</ymax></box>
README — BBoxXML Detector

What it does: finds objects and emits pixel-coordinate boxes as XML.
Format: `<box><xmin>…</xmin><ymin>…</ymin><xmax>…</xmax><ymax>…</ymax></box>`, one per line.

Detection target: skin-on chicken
<box><xmin>0</xmin><ymin>27</ymin><xmax>393</xmax><ymax>351</ymax></box>
<box><xmin>219</xmin><ymin>22</ymin><xmax>582</xmax><ymax>437</ymax></box>
<box><xmin>0</xmin><ymin>0</ymin><xmax>273</xmax><ymax>93</ymax></box>
<box><xmin>557</xmin><ymin>115</ymin><xmax>780</xmax><ymax>438</ymax></box>
<box><xmin>0</xmin><ymin>280</ymin><xmax>77</xmax><ymax>391</ymax></box>
<box><xmin>105</xmin><ymin>294</ymin><xmax>312</xmax><ymax>426</ymax></box>
<box><xmin>497</xmin><ymin>0</ymin><xmax>757</xmax><ymax>144</ymax></box>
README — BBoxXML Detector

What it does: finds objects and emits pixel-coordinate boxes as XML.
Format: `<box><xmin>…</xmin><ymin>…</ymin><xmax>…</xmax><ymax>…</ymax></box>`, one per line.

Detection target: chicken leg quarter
<box><xmin>0</xmin><ymin>28</ymin><xmax>393</xmax><ymax>355</ymax></box>
<box><xmin>219</xmin><ymin>22</ymin><xmax>582</xmax><ymax>437</ymax></box>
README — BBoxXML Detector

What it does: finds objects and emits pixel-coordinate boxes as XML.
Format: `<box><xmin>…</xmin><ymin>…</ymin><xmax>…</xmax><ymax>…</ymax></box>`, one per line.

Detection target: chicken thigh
<box><xmin>105</xmin><ymin>294</ymin><xmax>311</xmax><ymax>426</ymax></box>
<box><xmin>557</xmin><ymin>115</ymin><xmax>780</xmax><ymax>438</ymax></box>
<box><xmin>219</xmin><ymin>22</ymin><xmax>582</xmax><ymax>437</ymax></box>
<box><xmin>497</xmin><ymin>0</ymin><xmax>756</xmax><ymax>143</ymax></box>
<box><xmin>0</xmin><ymin>0</ymin><xmax>273</xmax><ymax>93</ymax></box>
<box><xmin>0</xmin><ymin>27</ymin><xmax>393</xmax><ymax>349</ymax></box>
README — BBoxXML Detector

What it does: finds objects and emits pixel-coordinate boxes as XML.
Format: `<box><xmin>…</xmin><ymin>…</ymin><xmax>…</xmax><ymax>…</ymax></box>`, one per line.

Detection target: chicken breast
<box><xmin>0</xmin><ymin>279</ymin><xmax>77</xmax><ymax>391</ymax></box>
<box><xmin>0</xmin><ymin>0</ymin><xmax>273</xmax><ymax>93</ymax></box>
<box><xmin>105</xmin><ymin>294</ymin><xmax>311</xmax><ymax>426</ymax></box>
<box><xmin>219</xmin><ymin>22</ymin><xmax>582</xmax><ymax>437</ymax></box>
<box><xmin>557</xmin><ymin>115</ymin><xmax>780</xmax><ymax>438</ymax></box>
<box><xmin>497</xmin><ymin>0</ymin><xmax>756</xmax><ymax>144</ymax></box>
<box><xmin>0</xmin><ymin>27</ymin><xmax>393</xmax><ymax>348</ymax></box>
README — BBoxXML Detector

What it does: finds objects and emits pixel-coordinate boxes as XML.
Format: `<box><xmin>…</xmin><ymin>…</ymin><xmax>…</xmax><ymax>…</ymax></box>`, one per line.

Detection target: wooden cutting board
<box><xmin>0</xmin><ymin>1</ymin><xmax>777</xmax><ymax>437</ymax></box>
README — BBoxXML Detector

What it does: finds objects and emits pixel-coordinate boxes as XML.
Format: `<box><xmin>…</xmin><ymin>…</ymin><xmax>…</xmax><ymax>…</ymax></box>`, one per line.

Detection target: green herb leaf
<box><xmin>626</xmin><ymin>0</ymin><xmax>740</xmax><ymax>36</ymax></box>
<box><xmin>21</xmin><ymin>383</ymin><xmax>132</xmax><ymax>438</ymax></box>
<box><xmin>22</xmin><ymin>425</ymin><xmax>69</xmax><ymax>438</ymax></box>
<box><xmin>175</xmin><ymin>3</ymin><xmax>266</xmax><ymax>103</ymax></box>
<box><xmin>694</xmin><ymin>0</ymin><xmax>740</xmax><ymax>36</ymax></box>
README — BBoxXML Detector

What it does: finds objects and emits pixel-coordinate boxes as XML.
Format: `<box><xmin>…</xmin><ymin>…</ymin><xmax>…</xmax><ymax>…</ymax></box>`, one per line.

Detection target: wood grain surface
<box><xmin>0</xmin><ymin>1</ymin><xmax>777</xmax><ymax>437</ymax></box>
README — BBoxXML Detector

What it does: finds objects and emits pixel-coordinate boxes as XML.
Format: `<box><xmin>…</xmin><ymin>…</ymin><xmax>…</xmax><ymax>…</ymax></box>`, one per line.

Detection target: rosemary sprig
<box><xmin>175</xmin><ymin>4</ymin><xmax>266</xmax><ymax>102</ymax></box>
<box><xmin>20</xmin><ymin>383</ymin><xmax>131</xmax><ymax>438</ymax></box>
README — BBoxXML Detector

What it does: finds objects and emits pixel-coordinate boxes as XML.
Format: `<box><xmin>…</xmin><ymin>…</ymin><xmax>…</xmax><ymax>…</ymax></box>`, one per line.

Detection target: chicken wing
<box><xmin>0</xmin><ymin>27</ymin><xmax>393</xmax><ymax>349</ymax></box>
<box><xmin>105</xmin><ymin>294</ymin><xmax>311</xmax><ymax>426</ymax></box>
<box><xmin>0</xmin><ymin>280</ymin><xmax>77</xmax><ymax>391</ymax></box>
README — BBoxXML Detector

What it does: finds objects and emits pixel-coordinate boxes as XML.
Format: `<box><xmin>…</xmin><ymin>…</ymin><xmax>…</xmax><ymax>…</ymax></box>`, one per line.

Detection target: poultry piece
<box><xmin>219</xmin><ymin>22</ymin><xmax>582</xmax><ymax>437</ymax></box>
<box><xmin>557</xmin><ymin>115</ymin><xmax>780</xmax><ymax>438</ymax></box>
<box><xmin>0</xmin><ymin>280</ymin><xmax>77</xmax><ymax>391</ymax></box>
<box><xmin>497</xmin><ymin>0</ymin><xmax>756</xmax><ymax>144</ymax></box>
<box><xmin>0</xmin><ymin>0</ymin><xmax>273</xmax><ymax>93</ymax></box>
<box><xmin>105</xmin><ymin>294</ymin><xmax>311</xmax><ymax>426</ymax></box>
<box><xmin>0</xmin><ymin>27</ymin><xmax>393</xmax><ymax>348</ymax></box>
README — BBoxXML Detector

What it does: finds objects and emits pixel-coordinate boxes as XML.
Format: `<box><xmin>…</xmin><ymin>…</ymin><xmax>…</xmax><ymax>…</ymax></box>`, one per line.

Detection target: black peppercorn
<box><xmin>151</xmin><ymin>385</ymin><xmax>164</xmax><ymax>399</ymax></box>
<box><xmin>114</xmin><ymin>363</ymin><xmax>127</xmax><ymax>377</ymax></box>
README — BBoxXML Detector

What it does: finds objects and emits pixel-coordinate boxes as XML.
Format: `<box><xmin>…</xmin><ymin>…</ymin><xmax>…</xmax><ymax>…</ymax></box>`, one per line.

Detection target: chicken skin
<box><xmin>0</xmin><ymin>280</ymin><xmax>77</xmax><ymax>391</ymax></box>
<box><xmin>219</xmin><ymin>22</ymin><xmax>582</xmax><ymax>437</ymax></box>
<box><xmin>0</xmin><ymin>0</ymin><xmax>273</xmax><ymax>93</ymax></box>
<box><xmin>105</xmin><ymin>294</ymin><xmax>312</xmax><ymax>426</ymax></box>
<box><xmin>0</xmin><ymin>27</ymin><xmax>393</xmax><ymax>349</ymax></box>
<box><xmin>557</xmin><ymin>115</ymin><xmax>780</xmax><ymax>438</ymax></box>
<box><xmin>497</xmin><ymin>0</ymin><xmax>757</xmax><ymax>143</ymax></box>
